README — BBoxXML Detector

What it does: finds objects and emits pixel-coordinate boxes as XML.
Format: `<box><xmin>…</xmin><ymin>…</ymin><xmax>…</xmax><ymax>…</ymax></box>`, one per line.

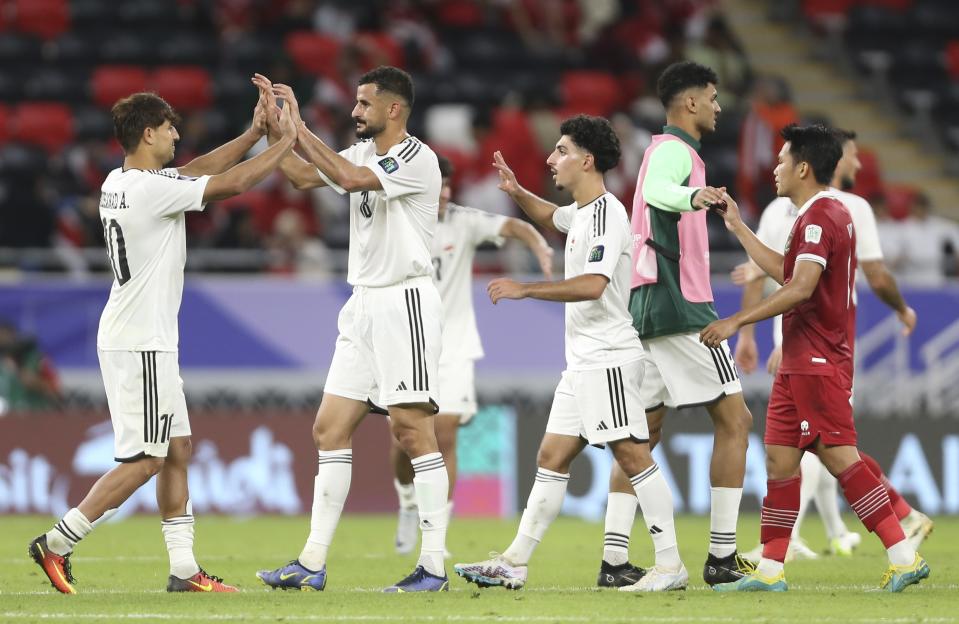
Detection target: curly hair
<box><xmin>111</xmin><ymin>92</ymin><xmax>180</xmax><ymax>153</ymax></box>
<box><xmin>559</xmin><ymin>114</ymin><xmax>621</xmax><ymax>173</ymax></box>
<box><xmin>781</xmin><ymin>123</ymin><xmax>842</xmax><ymax>184</ymax></box>
<box><xmin>358</xmin><ymin>66</ymin><xmax>415</xmax><ymax>109</ymax></box>
<box><xmin>656</xmin><ymin>61</ymin><xmax>719</xmax><ymax>108</ymax></box>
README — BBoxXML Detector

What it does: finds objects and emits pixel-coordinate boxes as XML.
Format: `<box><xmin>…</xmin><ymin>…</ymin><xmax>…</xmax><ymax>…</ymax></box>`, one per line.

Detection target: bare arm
<box><xmin>719</xmin><ymin>192</ymin><xmax>786</xmax><ymax>284</ymax></box>
<box><xmin>179</xmin><ymin>93</ymin><xmax>269</xmax><ymax>177</ymax></box>
<box><xmin>733</xmin><ymin>273</ymin><xmax>765</xmax><ymax>373</ymax></box>
<box><xmin>488</xmin><ymin>274</ymin><xmax>608</xmax><ymax>304</ymax></box>
<box><xmin>202</xmin><ymin>99</ymin><xmax>297</xmax><ymax>202</ymax></box>
<box><xmin>492</xmin><ymin>151</ymin><xmax>560</xmax><ymax>231</ymax></box>
<box><xmin>701</xmin><ymin>260</ymin><xmax>823</xmax><ymax>347</ymax></box>
<box><xmin>861</xmin><ymin>259</ymin><xmax>916</xmax><ymax>335</ymax></box>
<box><xmin>499</xmin><ymin>217</ymin><xmax>554</xmax><ymax>279</ymax></box>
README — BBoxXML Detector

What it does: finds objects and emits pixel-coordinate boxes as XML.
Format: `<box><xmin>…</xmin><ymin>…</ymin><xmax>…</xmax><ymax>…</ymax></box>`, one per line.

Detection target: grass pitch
<box><xmin>1</xmin><ymin>514</ymin><xmax>956</xmax><ymax>623</ymax></box>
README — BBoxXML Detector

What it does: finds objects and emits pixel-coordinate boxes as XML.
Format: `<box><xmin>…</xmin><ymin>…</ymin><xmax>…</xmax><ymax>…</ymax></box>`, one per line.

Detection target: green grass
<box><xmin>1</xmin><ymin>514</ymin><xmax>956</xmax><ymax>623</ymax></box>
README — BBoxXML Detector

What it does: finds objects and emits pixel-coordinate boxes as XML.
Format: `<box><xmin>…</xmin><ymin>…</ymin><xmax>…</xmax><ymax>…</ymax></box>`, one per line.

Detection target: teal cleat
<box><xmin>879</xmin><ymin>554</ymin><xmax>930</xmax><ymax>593</ymax></box>
<box><xmin>712</xmin><ymin>570</ymin><xmax>788</xmax><ymax>592</ymax></box>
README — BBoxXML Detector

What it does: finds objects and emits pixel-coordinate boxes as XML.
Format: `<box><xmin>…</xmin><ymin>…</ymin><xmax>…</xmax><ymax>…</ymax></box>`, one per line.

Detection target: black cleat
<box><xmin>703</xmin><ymin>551</ymin><xmax>756</xmax><ymax>586</ymax></box>
<box><xmin>597</xmin><ymin>560</ymin><xmax>646</xmax><ymax>588</ymax></box>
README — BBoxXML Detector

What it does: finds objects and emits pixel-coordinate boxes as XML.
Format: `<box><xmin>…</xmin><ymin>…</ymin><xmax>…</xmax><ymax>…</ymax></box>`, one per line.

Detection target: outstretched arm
<box><xmin>493</xmin><ymin>151</ymin><xmax>560</xmax><ymax>231</ymax></box>
<box><xmin>861</xmin><ymin>259</ymin><xmax>916</xmax><ymax>336</ymax></box>
<box><xmin>733</xmin><ymin>274</ymin><xmax>765</xmax><ymax>373</ymax></box>
<box><xmin>499</xmin><ymin>217</ymin><xmax>554</xmax><ymax>279</ymax></box>
<box><xmin>488</xmin><ymin>274</ymin><xmax>608</xmax><ymax>304</ymax></box>
<box><xmin>178</xmin><ymin>95</ymin><xmax>268</xmax><ymax>177</ymax></box>
<box><xmin>718</xmin><ymin>192</ymin><xmax>785</xmax><ymax>284</ymax></box>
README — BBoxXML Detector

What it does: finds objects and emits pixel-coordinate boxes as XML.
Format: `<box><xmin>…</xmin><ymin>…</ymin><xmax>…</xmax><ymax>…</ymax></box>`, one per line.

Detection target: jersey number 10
<box><xmin>102</xmin><ymin>218</ymin><xmax>131</xmax><ymax>286</ymax></box>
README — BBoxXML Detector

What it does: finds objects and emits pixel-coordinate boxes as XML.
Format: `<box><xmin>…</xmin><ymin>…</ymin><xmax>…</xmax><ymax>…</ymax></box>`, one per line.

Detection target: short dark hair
<box><xmin>358</xmin><ymin>66</ymin><xmax>414</xmax><ymax>109</ymax></box>
<box><xmin>780</xmin><ymin>123</ymin><xmax>842</xmax><ymax>185</ymax></box>
<box><xmin>559</xmin><ymin>114</ymin><xmax>621</xmax><ymax>173</ymax></box>
<box><xmin>111</xmin><ymin>92</ymin><xmax>180</xmax><ymax>153</ymax></box>
<box><xmin>436</xmin><ymin>154</ymin><xmax>454</xmax><ymax>179</ymax></box>
<box><xmin>657</xmin><ymin>61</ymin><xmax>718</xmax><ymax>108</ymax></box>
<box><xmin>832</xmin><ymin>127</ymin><xmax>857</xmax><ymax>143</ymax></box>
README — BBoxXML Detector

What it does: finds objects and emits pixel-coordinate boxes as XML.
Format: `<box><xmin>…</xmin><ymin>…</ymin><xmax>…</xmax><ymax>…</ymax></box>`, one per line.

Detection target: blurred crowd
<box><xmin>0</xmin><ymin>320</ymin><xmax>60</xmax><ymax>413</ymax></box>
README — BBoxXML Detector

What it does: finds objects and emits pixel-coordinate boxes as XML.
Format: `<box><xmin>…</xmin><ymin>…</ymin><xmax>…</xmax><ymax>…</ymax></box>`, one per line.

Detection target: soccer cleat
<box><xmin>741</xmin><ymin>543</ymin><xmax>763</xmax><ymax>565</ymax></box>
<box><xmin>829</xmin><ymin>531</ymin><xmax>862</xmax><ymax>557</ymax></box>
<box><xmin>28</xmin><ymin>535</ymin><xmax>76</xmax><ymax>594</ymax></box>
<box><xmin>785</xmin><ymin>537</ymin><xmax>819</xmax><ymax>562</ymax></box>
<box><xmin>901</xmin><ymin>510</ymin><xmax>934</xmax><ymax>551</ymax></box>
<box><xmin>703</xmin><ymin>552</ymin><xmax>755</xmax><ymax>586</ymax></box>
<box><xmin>383</xmin><ymin>565</ymin><xmax>449</xmax><ymax>592</ymax></box>
<box><xmin>597</xmin><ymin>560</ymin><xmax>646</xmax><ymax>587</ymax></box>
<box><xmin>167</xmin><ymin>569</ymin><xmax>238</xmax><ymax>593</ymax></box>
<box><xmin>256</xmin><ymin>560</ymin><xmax>327</xmax><ymax>591</ymax></box>
<box><xmin>712</xmin><ymin>569</ymin><xmax>788</xmax><ymax>592</ymax></box>
<box><xmin>454</xmin><ymin>553</ymin><xmax>528</xmax><ymax>590</ymax></box>
<box><xmin>878</xmin><ymin>554</ymin><xmax>930</xmax><ymax>593</ymax></box>
<box><xmin>619</xmin><ymin>564</ymin><xmax>688</xmax><ymax>592</ymax></box>
<box><xmin>395</xmin><ymin>506</ymin><xmax>419</xmax><ymax>555</ymax></box>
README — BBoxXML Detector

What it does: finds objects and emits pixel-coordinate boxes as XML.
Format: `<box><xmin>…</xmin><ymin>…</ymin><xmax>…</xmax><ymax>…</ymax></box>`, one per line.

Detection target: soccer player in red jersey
<box><xmin>699</xmin><ymin>124</ymin><xmax>929</xmax><ymax>592</ymax></box>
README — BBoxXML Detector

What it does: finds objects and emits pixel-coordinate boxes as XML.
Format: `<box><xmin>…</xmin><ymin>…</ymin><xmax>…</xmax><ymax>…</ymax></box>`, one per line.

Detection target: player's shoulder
<box><xmin>592</xmin><ymin>192</ymin><xmax>629</xmax><ymax>224</ymax></box>
<box><xmin>832</xmin><ymin>188</ymin><xmax>872</xmax><ymax>217</ymax></box>
<box><xmin>388</xmin><ymin>135</ymin><xmax>433</xmax><ymax>164</ymax></box>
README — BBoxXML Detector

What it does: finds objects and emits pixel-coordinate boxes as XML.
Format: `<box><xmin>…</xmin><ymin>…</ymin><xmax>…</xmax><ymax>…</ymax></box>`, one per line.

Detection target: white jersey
<box><xmin>96</xmin><ymin>167</ymin><xmax>210</xmax><ymax>351</ymax></box>
<box><xmin>552</xmin><ymin>192</ymin><xmax>644</xmax><ymax>370</ymax></box>
<box><xmin>432</xmin><ymin>202</ymin><xmax>507</xmax><ymax>362</ymax></box>
<box><xmin>318</xmin><ymin>136</ymin><xmax>441</xmax><ymax>287</ymax></box>
<box><xmin>756</xmin><ymin>188</ymin><xmax>883</xmax><ymax>344</ymax></box>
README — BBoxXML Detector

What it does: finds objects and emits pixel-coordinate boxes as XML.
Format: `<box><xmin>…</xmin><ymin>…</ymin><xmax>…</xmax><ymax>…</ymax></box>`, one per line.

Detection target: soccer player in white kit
<box><xmin>734</xmin><ymin>128</ymin><xmax>932</xmax><ymax>561</ymax></box>
<box><xmin>454</xmin><ymin>115</ymin><xmax>686</xmax><ymax>592</ymax></box>
<box><xmin>28</xmin><ymin>91</ymin><xmax>299</xmax><ymax>594</ymax></box>
<box><xmin>391</xmin><ymin>155</ymin><xmax>554</xmax><ymax>555</ymax></box>
<box><xmin>252</xmin><ymin>67</ymin><xmax>451</xmax><ymax>592</ymax></box>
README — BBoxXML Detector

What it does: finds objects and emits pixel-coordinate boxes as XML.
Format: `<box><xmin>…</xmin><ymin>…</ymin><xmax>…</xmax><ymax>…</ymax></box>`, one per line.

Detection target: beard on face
<box><xmin>355</xmin><ymin>118</ymin><xmax>384</xmax><ymax>139</ymax></box>
<box><xmin>840</xmin><ymin>174</ymin><xmax>855</xmax><ymax>191</ymax></box>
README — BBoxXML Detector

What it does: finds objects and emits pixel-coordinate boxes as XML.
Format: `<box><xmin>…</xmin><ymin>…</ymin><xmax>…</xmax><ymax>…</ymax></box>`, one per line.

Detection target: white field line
<box><xmin>1</xmin><ymin>616</ymin><xmax>957</xmax><ymax>624</ymax></box>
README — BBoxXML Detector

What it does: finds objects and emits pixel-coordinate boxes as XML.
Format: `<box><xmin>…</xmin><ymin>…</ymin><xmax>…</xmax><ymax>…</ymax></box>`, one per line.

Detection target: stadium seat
<box><xmin>99</xmin><ymin>32</ymin><xmax>153</xmax><ymax>64</ymax></box>
<box><xmin>69</xmin><ymin>0</ymin><xmax>116</xmax><ymax>30</ymax></box>
<box><xmin>13</xmin><ymin>0</ymin><xmax>69</xmax><ymax>40</ymax></box>
<box><xmin>561</xmin><ymin>71</ymin><xmax>622</xmax><ymax>117</ymax></box>
<box><xmin>92</xmin><ymin>66</ymin><xmax>149</xmax><ymax>109</ymax></box>
<box><xmin>157</xmin><ymin>32</ymin><xmax>216</xmax><ymax>65</ymax></box>
<box><xmin>23</xmin><ymin>68</ymin><xmax>86</xmax><ymax>104</ymax></box>
<box><xmin>0</xmin><ymin>104</ymin><xmax>9</xmax><ymax>144</ymax></box>
<box><xmin>354</xmin><ymin>32</ymin><xmax>405</xmax><ymax>69</ymax></box>
<box><xmin>11</xmin><ymin>102</ymin><xmax>74</xmax><ymax>152</ymax></box>
<box><xmin>150</xmin><ymin>66</ymin><xmax>213</xmax><ymax>111</ymax></box>
<box><xmin>0</xmin><ymin>33</ymin><xmax>43</xmax><ymax>65</ymax></box>
<box><xmin>45</xmin><ymin>32</ymin><xmax>98</xmax><ymax>67</ymax></box>
<box><xmin>284</xmin><ymin>32</ymin><xmax>341</xmax><ymax>78</ymax></box>
<box><xmin>73</xmin><ymin>106</ymin><xmax>113</xmax><ymax>141</ymax></box>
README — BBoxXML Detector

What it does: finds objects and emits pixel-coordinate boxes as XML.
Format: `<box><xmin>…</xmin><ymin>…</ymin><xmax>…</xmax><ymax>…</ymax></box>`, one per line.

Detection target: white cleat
<box><xmin>901</xmin><ymin>510</ymin><xmax>933</xmax><ymax>551</ymax></box>
<box><xmin>619</xmin><ymin>564</ymin><xmax>688</xmax><ymax>592</ymax></box>
<box><xmin>785</xmin><ymin>538</ymin><xmax>819</xmax><ymax>562</ymax></box>
<box><xmin>453</xmin><ymin>554</ymin><xmax>528</xmax><ymax>590</ymax></box>
<box><xmin>741</xmin><ymin>543</ymin><xmax>763</xmax><ymax>565</ymax></box>
<box><xmin>829</xmin><ymin>531</ymin><xmax>861</xmax><ymax>556</ymax></box>
<box><xmin>395</xmin><ymin>506</ymin><xmax>419</xmax><ymax>555</ymax></box>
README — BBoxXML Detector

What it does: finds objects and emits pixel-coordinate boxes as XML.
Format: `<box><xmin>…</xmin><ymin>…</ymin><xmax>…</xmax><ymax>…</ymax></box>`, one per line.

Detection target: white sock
<box><xmin>394</xmin><ymin>479</ymin><xmax>417</xmax><ymax>510</ymax></box>
<box><xmin>603</xmin><ymin>492</ymin><xmax>637</xmax><ymax>566</ymax></box>
<box><xmin>709</xmin><ymin>486</ymin><xmax>742</xmax><ymax>558</ymax></box>
<box><xmin>503</xmin><ymin>467</ymin><xmax>568</xmax><ymax>565</ymax></box>
<box><xmin>162</xmin><ymin>512</ymin><xmax>200</xmax><ymax>579</ymax></box>
<box><xmin>631</xmin><ymin>464</ymin><xmax>682</xmax><ymax>570</ymax></box>
<box><xmin>793</xmin><ymin>453</ymin><xmax>821</xmax><ymax>539</ymax></box>
<box><xmin>757</xmin><ymin>557</ymin><xmax>784</xmax><ymax>577</ymax></box>
<box><xmin>814</xmin><ymin>468</ymin><xmax>848</xmax><ymax>540</ymax></box>
<box><xmin>299</xmin><ymin>449</ymin><xmax>352</xmax><ymax>571</ymax></box>
<box><xmin>411</xmin><ymin>452</ymin><xmax>449</xmax><ymax>576</ymax></box>
<box><xmin>46</xmin><ymin>508</ymin><xmax>93</xmax><ymax>556</ymax></box>
<box><xmin>887</xmin><ymin>538</ymin><xmax>915</xmax><ymax>567</ymax></box>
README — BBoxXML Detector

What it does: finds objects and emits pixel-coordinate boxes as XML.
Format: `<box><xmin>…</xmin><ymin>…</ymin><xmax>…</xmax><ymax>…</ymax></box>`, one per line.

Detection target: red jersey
<box><xmin>780</xmin><ymin>191</ymin><xmax>856</xmax><ymax>377</ymax></box>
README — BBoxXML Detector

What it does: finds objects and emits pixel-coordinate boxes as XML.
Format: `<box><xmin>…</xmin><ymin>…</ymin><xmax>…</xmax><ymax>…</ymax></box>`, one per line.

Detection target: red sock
<box><xmin>839</xmin><ymin>460</ymin><xmax>906</xmax><ymax>548</ymax></box>
<box><xmin>760</xmin><ymin>476</ymin><xmax>800</xmax><ymax>563</ymax></box>
<box><xmin>859</xmin><ymin>450</ymin><xmax>912</xmax><ymax>520</ymax></box>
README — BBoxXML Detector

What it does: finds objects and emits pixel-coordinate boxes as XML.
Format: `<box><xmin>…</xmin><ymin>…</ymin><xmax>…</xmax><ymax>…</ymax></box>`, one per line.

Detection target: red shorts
<box><xmin>765</xmin><ymin>371</ymin><xmax>856</xmax><ymax>449</ymax></box>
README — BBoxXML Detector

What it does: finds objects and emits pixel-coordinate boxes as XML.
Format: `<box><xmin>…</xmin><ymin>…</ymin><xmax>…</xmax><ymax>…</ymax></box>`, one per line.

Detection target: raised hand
<box><xmin>277</xmin><ymin>95</ymin><xmax>297</xmax><ymax>140</ymax></box>
<box><xmin>691</xmin><ymin>186</ymin><xmax>727</xmax><ymax>212</ymax></box>
<box><xmin>492</xmin><ymin>151</ymin><xmax>520</xmax><ymax>195</ymax></box>
<box><xmin>252</xmin><ymin>73</ymin><xmax>282</xmax><ymax>137</ymax></box>
<box><xmin>716</xmin><ymin>191</ymin><xmax>744</xmax><ymax>232</ymax></box>
<box><xmin>271</xmin><ymin>83</ymin><xmax>303</xmax><ymax>127</ymax></box>
<box><xmin>487</xmin><ymin>277</ymin><xmax>526</xmax><ymax>304</ymax></box>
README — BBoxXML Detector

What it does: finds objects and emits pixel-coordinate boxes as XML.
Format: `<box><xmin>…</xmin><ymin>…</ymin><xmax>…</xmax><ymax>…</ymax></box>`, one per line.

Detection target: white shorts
<box><xmin>545</xmin><ymin>359</ymin><xmax>649</xmax><ymax>446</ymax></box>
<box><xmin>638</xmin><ymin>332</ymin><xmax>742</xmax><ymax>410</ymax></box>
<box><xmin>325</xmin><ymin>276</ymin><xmax>441</xmax><ymax>411</ymax></box>
<box><xmin>436</xmin><ymin>358</ymin><xmax>477</xmax><ymax>424</ymax></box>
<box><xmin>98</xmin><ymin>349</ymin><xmax>191</xmax><ymax>462</ymax></box>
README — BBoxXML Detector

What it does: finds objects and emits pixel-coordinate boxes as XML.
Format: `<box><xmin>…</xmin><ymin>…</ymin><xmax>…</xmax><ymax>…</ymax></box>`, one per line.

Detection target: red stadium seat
<box><xmin>150</xmin><ymin>66</ymin><xmax>212</xmax><ymax>111</ymax></box>
<box><xmin>14</xmin><ymin>0</ymin><xmax>69</xmax><ymax>40</ymax></box>
<box><xmin>0</xmin><ymin>104</ymin><xmax>9</xmax><ymax>143</ymax></box>
<box><xmin>11</xmin><ymin>102</ymin><xmax>74</xmax><ymax>152</ymax></box>
<box><xmin>284</xmin><ymin>32</ymin><xmax>340</xmax><ymax>78</ymax></box>
<box><xmin>561</xmin><ymin>71</ymin><xmax>622</xmax><ymax>117</ymax></box>
<box><xmin>354</xmin><ymin>32</ymin><xmax>405</xmax><ymax>69</ymax></box>
<box><xmin>91</xmin><ymin>66</ymin><xmax>150</xmax><ymax>109</ymax></box>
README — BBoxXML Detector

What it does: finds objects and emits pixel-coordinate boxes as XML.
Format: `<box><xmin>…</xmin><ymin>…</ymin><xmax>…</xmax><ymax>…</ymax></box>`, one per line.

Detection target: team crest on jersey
<box><xmin>804</xmin><ymin>224</ymin><xmax>822</xmax><ymax>244</ymax></box>
<box><xmin>588</xmin><ymin>245</ymin><xmax>605</xmax><ymax>262</ymax></box>
<box><xmin>378</xmin><ymin>157</ymin><xmax>399</xmax><ymax>174</ymax></box>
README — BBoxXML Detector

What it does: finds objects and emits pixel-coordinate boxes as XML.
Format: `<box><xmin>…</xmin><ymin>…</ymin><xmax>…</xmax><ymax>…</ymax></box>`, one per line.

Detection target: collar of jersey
<box><xmin>576</xmin><ymin>192</ymin><xmax>609</xmax><ymax>210</ymax></box>
<box><xmin>662</xmin><ymin>125</ymin><xmax>701</xmax><ymax>152</ymax></box>
<box><xmin>796</xmin><ymin>189</ymin><xmax>839</xmax><ymax>217</ymax></box>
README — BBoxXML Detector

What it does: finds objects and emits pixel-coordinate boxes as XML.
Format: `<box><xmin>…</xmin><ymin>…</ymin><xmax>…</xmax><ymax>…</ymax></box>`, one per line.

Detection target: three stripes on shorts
<box><xmin>404</xmin><ymin>288</ymin><xmax>429</xmax><ymax>392</ymax></box>
<box><xmin>708</xmin><ymin>345</ymin><xmax>738</xmax><ymax>384</ymax></box>
<box><xmin>140</xmin><ymin>351</ymin><xmax>172</xmax><ymax>445</ymax></box>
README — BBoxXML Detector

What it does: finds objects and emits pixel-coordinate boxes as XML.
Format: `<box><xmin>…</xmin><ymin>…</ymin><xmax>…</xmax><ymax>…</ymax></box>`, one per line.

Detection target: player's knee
<box><xmin>167</xmin><ymin>436</ymin><xmax>192</xmax><ymax>465</ymax></box>
<box><xmin>312</xmin><ymin>419</ymin><xmax>349</xmax><ymax>450</ymax></box>
<box><xmin>536</xmin><ymin>446</ymin><xmax>568</xmax><ymax>473</ymax></box>
<box><xmin>139</xmin><ymin>456</ymin><xmax>166</xmax><ymax>478</ymax></box>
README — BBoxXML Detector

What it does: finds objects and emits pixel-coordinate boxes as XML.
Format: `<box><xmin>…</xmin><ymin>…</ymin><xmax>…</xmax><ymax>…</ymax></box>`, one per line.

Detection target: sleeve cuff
<box><xmin>796</xmin><ymin>253</ymin><xmax>827</xmax><ymax>268</ymax></box>
<box><xmin>316</xmin><ymin>167</ymin><xmax>347</xmax><ymax>195</ymax></box>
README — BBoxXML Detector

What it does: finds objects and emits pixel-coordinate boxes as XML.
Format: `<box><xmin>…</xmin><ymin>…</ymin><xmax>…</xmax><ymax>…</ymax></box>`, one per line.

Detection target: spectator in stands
<box><xmin>266</xmin><ymin>209</ymin><xmax>331</xmax><ymax>277</ymax></box>
<box><xmin>0</xmin><ymin>321</ymin><xmax>61</xmax><ymax>413</ymax></box>
<box><xmin>686</xmin><ymin>14</ymin><xmax>751</xmax><ymax>108</ymax></box>
<box><xmin>893</xmin><ymin>193</ymin><xmax>959</xmax><ymax>286</ymax></box>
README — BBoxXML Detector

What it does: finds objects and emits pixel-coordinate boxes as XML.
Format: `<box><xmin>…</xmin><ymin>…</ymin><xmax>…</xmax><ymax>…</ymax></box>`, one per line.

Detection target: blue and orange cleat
<box><xmin>712</xmin><ymin>569</ymin><xmax>788</xmax><ymax>592</ymax></box>
<box><xmin>256</xmin><ymin>560</ymin><xmax>327</xmax><ymax>591</ymax></box>
<box><xmin>383</xmin><ymin>565</ymin><xmax>449</xmax><ymax>593</ymax></box>
<box><xmin>28</xmin><ymin>535</ymin><xmax>76</xmax><ymax>595</ymax></box>
<box><xmin>879</xmin><ymin>554</ymin><xmax>930</xmax><ymax>593</ymax></box>
<box><xmin>167</xmin><ymin>568</ymin><xmax>238</xmax><ymax>592</ymax></box>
